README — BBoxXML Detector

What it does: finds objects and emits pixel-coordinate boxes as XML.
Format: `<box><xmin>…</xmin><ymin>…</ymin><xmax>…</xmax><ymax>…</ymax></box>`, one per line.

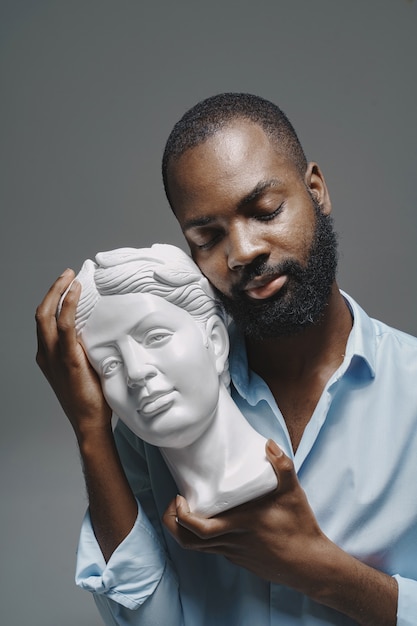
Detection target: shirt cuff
<box><xmin>75</xmin><ymin>502</ymin><xmax>168</xmax><ymax>610</ymax></box>
<box><xmin>393</xmin><ymin>574</ymin><xmax>417</xmax><ymax>626</ymax></box>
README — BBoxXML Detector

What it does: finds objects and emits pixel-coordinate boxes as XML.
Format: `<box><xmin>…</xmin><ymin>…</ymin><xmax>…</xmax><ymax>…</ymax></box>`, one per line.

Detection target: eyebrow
<box><xmin>237</xmin><ymin>178</ymin><xmax>284</xmax><ymax>208</ymax></box>
<box><xmin>182</xmin><ymin>178</ymin><xmax>284</xmax><ymax>232</ymax></box>
<box><xmin>85</xmin><ymin>311</ymin><xmax>169</xmax><ymax>351</ymax></box>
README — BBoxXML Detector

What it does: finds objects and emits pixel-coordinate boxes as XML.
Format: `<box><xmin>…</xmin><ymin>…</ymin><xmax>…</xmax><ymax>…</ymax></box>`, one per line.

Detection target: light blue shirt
<box><xmin>76</xmin><ymin>293</ymin><xmax>417</xmax><ymax>625</ymax></box>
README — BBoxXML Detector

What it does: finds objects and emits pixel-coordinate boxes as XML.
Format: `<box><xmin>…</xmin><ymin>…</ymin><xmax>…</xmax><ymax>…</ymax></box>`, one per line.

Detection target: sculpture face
<box><xmin>81</xmin><ymin>292</ymin><xmax>222</xmax><ymax>447</ymax></box>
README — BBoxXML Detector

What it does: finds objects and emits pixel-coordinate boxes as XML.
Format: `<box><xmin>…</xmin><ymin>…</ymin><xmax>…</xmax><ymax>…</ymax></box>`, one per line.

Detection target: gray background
<box><xmin>1</xmin><ymin>1</ymin><xmax>416</xmax><ymax>624</ymax></box>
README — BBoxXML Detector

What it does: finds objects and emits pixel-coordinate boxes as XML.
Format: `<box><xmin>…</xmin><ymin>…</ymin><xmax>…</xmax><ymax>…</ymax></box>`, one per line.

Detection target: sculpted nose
<box><xmin>127</xmin><ymin>366</ymin><xmax>157</xmax><ymax>389</ymax></box>
<box><xmin>227</xmin><ymin>222</ymin><xmax>269</xmax><ymax>271</ymax></box>
<box><xmin>122</xmin><ymin>339</ymin><xmax>158</xmax><ymax>388</ymax></box>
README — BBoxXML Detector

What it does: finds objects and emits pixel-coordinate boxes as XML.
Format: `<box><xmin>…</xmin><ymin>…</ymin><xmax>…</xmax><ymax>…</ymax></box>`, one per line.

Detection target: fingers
<box><xmin>56</xmin><ymin>280</ymin><xmax>82</xmax><ymax>356</ymax></box>
<box><xmin>266</xmin><ymin>439</ymin><xmax>298</xmax><ymax>494</ymax></box>
<box><xmin>163</xmin><ymin>495</ymin><xmax>238</xmax><ymax>552</ymax></box>
<box><xmin>35</xmin><ymin>269</ymin><xmax>76</xmax><ymax>348</ymax></box>
<box><xmin>35</xmin><ymin>269</ymin><xmax>79</xmax><ymax>375</ymax></box>
<box><xmin>163</xmin><ymin>496</ymin><xmax>211</xmax><ymax>550</ymax></box>
<box><xmin>36</xmin><ymin>268</ymin><xmax>75</xmax><ymax>317</ymax></box>
<box><xmin>177</xmin><ymin>496</ymin><xmax>239</xmax><ymax>539</ymax></box>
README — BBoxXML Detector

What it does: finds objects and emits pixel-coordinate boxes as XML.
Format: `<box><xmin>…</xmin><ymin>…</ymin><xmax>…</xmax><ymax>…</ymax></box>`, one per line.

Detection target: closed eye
<box><xmin>190</xmin><ymin>229</ymin><xmax>223</xmax><ymax>251</ymax></box>
<box><xmin>196</xmin><ymin>235</ymin><xmax>222</xmax><ymax>250</ymax></box>
<box><xmin>254</xmin><ymin>203</ymin><xmax>284</xmax><ymax>222</ymax></box>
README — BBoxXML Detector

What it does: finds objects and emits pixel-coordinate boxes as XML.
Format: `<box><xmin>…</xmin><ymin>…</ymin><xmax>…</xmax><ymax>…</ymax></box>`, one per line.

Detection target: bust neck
<box><xmin>160</xmin><ymin>384</ymin><xmax>277</xmax><ymax>517</ymax></box>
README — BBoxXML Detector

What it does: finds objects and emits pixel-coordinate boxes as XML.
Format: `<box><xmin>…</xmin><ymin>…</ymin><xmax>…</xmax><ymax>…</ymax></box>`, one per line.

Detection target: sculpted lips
<box><xmin>137</xmin><ymin>390</ymin><xmax>175</xmax><ymax>417</ymax></box>
<box><xmin>244</xmin><ymin>274</ymin><xmax>288</xmax><ymax>300</ymax></box>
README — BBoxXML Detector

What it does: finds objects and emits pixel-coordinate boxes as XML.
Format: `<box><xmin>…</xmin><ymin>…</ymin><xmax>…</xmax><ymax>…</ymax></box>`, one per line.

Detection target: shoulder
<box><xmin>343</xmin><ymin>290</ymin><xmax>417</xmax><ymax>351</ymax></box>
<box><xmin>342</xmin><ymin>291</ymin><xmax>417</xmax><ymax>380</ymax></box>
<box><xmin>371</xmin><ymin>317</ymin><xmax>417</xmax><ymax>351</ymax></box>
<box><xmin>369</xmin><ymin>318</ymin><xmax>417</xmax><ymax>386</ymax></box>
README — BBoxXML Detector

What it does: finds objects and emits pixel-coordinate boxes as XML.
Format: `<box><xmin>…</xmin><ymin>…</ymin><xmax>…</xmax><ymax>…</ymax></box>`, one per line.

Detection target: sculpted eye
<box><xmin>144</xmin><ymin>330</ymin><xmax>173</xmax><ymax>347</ymax></box>
<box><xmin>101</xmin><ymin>356</ymin><xmax>123</xmax><ymax>377</ymax></box>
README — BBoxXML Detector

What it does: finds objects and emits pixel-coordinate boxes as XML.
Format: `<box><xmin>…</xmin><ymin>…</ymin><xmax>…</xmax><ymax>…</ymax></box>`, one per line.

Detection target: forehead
<box><xmin>80</xmin><ymin>293</ymin><xmax>198</xmax><ymax>349</ymax></box>
<box><xmin>167</xmin><ymin>119</ymin><xmax>301</xmax><ymax>220</ymax></box>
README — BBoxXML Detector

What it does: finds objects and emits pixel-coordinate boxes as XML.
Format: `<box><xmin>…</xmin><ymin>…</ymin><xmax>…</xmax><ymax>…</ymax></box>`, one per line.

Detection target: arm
<box><xmin>37</xmin><ymin>270</ymin><xmax>184</xmax><ymax>625</ymax></box>
<box><xmin>74</xmin><ymin>419</ymin><xmax>182</xmax><ymax>622</ymax></box>
<box><xmin>35</xmin><ymin>269</ymin><xmax>137</xmax><ymax>560</ymax></box>
<box><xmin>164</xmin><ymin>439</ymin><xmax>398</xmax><ymax>626</ymax></box>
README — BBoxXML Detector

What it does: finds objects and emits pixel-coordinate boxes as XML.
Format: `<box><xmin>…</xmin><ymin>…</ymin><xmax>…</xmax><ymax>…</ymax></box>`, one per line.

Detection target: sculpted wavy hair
<box><xmin>69</xmin><ymin>244</ymin><xmax>230</xmax><ymax>386</ymax></box>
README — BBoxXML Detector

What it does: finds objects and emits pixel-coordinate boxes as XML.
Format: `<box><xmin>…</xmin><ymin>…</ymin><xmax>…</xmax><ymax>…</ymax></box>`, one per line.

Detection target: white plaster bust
<box><xmin>71</xmin><ymin>244</ymin><xmax>277</xmax><ymax>517</ymax></box>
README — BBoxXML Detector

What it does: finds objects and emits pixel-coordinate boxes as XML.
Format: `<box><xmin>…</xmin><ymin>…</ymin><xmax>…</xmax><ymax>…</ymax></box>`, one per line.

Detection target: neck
<box><xmin>244</xmin><ymin>283</ymin><xmax>353</xmax><ymax>452</ymax></box>
<box><xmin>160</xmin><ymin>385</ymin><xmax>277</xmax><ymax>516</ymax></box>
<box><xmin>246</xmin><ymin>283</ymin><xmax>352</xmax><ymax>380</ymax></box>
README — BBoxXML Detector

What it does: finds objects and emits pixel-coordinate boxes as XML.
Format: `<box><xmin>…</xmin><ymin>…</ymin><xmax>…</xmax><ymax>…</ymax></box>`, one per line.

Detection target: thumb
<box><xmin>265</xmin><ymin>439</ymin><xmax>297</xmax><ymax>494</ymax></box>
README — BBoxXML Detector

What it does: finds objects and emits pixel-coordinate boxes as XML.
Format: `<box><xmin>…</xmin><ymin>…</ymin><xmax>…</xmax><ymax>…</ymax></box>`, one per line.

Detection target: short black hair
<box><xmin>162</xmin><ymin>92</ymin><xmax>307</xmax><ymax>209</ymax></box>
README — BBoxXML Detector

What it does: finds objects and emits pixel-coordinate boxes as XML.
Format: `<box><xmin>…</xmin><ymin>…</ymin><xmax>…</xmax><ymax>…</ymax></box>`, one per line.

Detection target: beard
<box><xmin>214</xmin><ymin>198</ymin><xmax>338</xmax><ymax>340</ymax></box>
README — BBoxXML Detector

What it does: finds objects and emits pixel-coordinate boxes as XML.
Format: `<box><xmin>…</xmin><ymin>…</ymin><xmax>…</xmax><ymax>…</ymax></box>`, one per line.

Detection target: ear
<box><xmin>304</xmin><ymin>162</ymin><xmax>332</xmax><ymax>216</ymax></box>
<box><xmin>205</xmin><ymin>315</ymin><xmax>229</xmax><ymax>376</ymax></box>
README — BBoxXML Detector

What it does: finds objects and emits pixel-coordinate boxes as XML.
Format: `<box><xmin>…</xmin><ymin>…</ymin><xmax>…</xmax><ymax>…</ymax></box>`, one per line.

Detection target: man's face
<box><xmin>167</xmin><ymin>120</ymin><xmax>337</xmax><ymax>338</ymax></box>
<box><xmin>81</xmin><ymin>293</ymin><xmax>221</xmax><ymax>447</ymax></box>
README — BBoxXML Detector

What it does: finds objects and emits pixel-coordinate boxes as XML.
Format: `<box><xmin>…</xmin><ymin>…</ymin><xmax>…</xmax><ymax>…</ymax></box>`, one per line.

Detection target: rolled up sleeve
<box><xmin>75</xmin><ymin>502</ymin><xmax>175</xmax><ymax>610</ymax></box>
<box><xmin>394</xmin><ymin>575</ymin><xmax>417</xmax><ymax>626</ymax></box>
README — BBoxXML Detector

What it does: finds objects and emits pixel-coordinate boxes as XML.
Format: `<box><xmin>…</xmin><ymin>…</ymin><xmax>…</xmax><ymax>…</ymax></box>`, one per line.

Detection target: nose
<box><xmin>121</xmin><ymin>338</ymin><xmax>158</xmax><ymax>388</ymax></box>
<box><xmin>227</xmin><ymin>221</ymin><xmax>270</xmax><ymax>271</ymax></box>
<box><xmin>127</xmin><ymin>365</ymin><xmax>157</xmax><ymax>388</ymax></box>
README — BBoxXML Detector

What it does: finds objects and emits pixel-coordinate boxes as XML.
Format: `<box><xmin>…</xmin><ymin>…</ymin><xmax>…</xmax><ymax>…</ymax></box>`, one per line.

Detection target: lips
<box><xmin>244</xmin><ymin>274</ymin><xmax>288</xmax><ymax>300</ymax></box>
<box><xmin>138</xmin><ymin>390</ymin><xmax>175</xmax><ymax>417</ymax></box>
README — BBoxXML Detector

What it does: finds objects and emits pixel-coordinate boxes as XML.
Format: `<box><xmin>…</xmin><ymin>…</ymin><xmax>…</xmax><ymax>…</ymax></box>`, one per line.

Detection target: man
<box><xmin>36</xmin><ymin>93</ymin><xmax>417</xmax><ymax>625</ymax></box>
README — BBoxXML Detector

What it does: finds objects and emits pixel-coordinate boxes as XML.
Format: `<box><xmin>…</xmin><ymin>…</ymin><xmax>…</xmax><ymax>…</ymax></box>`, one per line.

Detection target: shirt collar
<box><xmin>228</xmin><ymin>324</ymin><xmax>267</xmax><ymax>406</ymax></box>
<box><xmin>340</xmin><ymin>290</ymin><xmax>376</xmax><ymax>378</ymax></box>
<box><xmin>229</xmin><ymin>290</ymin><xmax>376</xmax><ymax>404</ymax></box>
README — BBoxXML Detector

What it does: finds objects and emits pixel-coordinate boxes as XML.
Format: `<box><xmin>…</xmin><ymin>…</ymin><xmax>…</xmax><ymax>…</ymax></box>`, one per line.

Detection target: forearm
<box><xmin>302</xmin><ymin>537</ymin><xmax>398</xmax><ymax>625</ymax></box>
<box><xmin>77</xmin><ymin>425</ymin><xmax>138</xmax><ymax>562</ymax></box>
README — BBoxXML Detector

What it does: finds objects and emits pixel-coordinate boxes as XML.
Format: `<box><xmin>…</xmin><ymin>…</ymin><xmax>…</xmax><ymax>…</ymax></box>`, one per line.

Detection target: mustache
<box><xmin>231</xmin><ymin>257</ymin><xmax>304</xmax><ymax>296</ymax></box>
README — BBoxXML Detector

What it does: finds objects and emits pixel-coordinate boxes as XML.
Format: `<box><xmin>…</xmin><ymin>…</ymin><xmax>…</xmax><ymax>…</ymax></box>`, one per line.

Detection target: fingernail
<box><xmin>60</xmin><ymin>268</ymin><xmax>71</xmax><ymax>277</ymax></box>
<box><xmin>175</xmin><ymin>495</ymin><xmax>181</xmax><ymax>522</ymax></box>
<box><xmin>267</xmin><ymin>439</ymin><xmax>283</xmax><ymax>457</ymax></box>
